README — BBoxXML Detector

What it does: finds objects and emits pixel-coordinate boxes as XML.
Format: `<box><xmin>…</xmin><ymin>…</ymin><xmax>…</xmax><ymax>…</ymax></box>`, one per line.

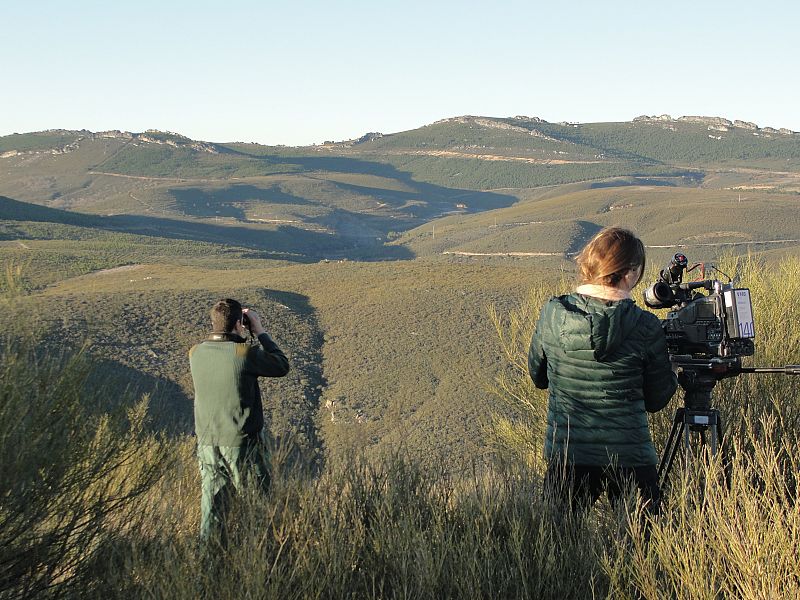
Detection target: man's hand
<box><xmin>242</xmin><ymin>308</ymin><xmax>266</xmax><ymax>336</ymax></box>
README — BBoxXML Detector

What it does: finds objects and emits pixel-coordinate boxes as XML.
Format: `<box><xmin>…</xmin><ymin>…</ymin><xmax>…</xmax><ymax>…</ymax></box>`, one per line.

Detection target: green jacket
<box><xmin>528</xmin><ymin>293</ymin><xmax>677</xmax><ymax>467</ymax></box>
<box><xmin>190</xmin><ymin>332</ymin><xmax>290</xmax><ymax>447</ymax></box>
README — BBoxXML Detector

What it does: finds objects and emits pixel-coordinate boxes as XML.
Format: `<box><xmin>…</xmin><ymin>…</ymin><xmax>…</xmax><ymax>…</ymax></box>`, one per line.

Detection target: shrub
<box><xmin>0</xmin><ymin>338</ymin><xmax>166</xmax><ymax>599</ymax></box>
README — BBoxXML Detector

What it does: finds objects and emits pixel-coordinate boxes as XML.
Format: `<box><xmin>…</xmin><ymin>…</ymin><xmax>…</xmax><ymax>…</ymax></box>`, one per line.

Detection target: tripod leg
<box><xmin>716</xmin><ymin>412</ymin><xmax>732</xmax><ymax>490</ymax></box>
<box><xmin>658</xmin><ymin>409</ymin><xmax>685</xmax><ymax>489</ymax></box>
<box><xmin>699</xmin><ymin>428</ymin><xmax>707</xmax><ymax>449</ymax></box>
<box><xmin>683</xmin><ymin>414</ymin><xmax>692</xmax><ymax>464</ymax></box>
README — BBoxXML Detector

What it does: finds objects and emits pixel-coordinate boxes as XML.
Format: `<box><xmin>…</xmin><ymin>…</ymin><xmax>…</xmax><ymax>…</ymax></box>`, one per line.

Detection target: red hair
<box><xmin>576</xmin><ymin>227</ymin><xmax>645</xmax><ymax>287</ymax></box>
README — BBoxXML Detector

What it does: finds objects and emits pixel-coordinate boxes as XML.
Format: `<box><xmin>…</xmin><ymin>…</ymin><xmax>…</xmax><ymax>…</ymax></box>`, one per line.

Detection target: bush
<box><xmin>0</xmin><ymin>338</ymin><xmax>166</xmax><ymax>599</ymax></box>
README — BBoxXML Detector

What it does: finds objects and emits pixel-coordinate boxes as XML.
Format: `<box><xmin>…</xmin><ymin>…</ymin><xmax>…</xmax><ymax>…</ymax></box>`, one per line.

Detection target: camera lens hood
<box><xmin>643</xmin><ymin>281</ymin><xmax>675</xmax><ymax>308</ymax></box>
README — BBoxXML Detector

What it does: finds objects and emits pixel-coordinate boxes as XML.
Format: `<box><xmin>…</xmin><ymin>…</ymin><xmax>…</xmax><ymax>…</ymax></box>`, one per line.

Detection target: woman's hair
<box><xmin>576</xmin><ymin>227</ymin><xmax>646</xmax><ymax>287</ymax></box>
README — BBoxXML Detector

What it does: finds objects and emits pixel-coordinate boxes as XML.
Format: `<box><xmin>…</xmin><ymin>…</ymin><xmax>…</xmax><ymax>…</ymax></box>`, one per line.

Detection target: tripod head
<box><xmin>671</xmin><ymin>355</ymin><xmax>742</xmax><ymax>412</ymax></box>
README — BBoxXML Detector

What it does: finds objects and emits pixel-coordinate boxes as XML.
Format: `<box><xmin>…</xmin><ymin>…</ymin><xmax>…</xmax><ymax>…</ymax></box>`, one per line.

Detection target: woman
<box><xmin>528</xmin><ymin>227</ymin><xmax>677</xmax><ymax>511</ymax></box>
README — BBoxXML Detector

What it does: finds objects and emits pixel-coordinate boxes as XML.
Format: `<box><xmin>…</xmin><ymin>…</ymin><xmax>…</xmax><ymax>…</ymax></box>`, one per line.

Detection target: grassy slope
<box><xmin>6</xmin><ymin>256</ymin><xmax>800</xmax><ymax>600</ymax></box>
<box><xmin>397</xmin><ymin>185</ymin><xmax>800</xmax><ymax>260</ymax></box>
<box><xmin>20</xmin><ymin>258</ymin><xmax>534</xmax><ymax>466</ymax></box>
<box><xmin>22</xmin><ymin>281</ymin><xmax>325</xmax><ymax>456</ymax></box>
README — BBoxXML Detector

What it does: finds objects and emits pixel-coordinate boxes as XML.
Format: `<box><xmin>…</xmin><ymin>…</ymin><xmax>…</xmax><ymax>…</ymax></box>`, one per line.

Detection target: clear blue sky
<box><xmin>2</xmin><ymin>0</ymin><xmax>798</xmax><ymax>145</ymax></box>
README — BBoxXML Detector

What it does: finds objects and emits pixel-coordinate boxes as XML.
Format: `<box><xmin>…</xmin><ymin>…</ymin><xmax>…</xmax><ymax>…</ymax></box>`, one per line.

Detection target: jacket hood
<box><xmin>555</xmin><ymin>293</ymin><xmax>643</xmax><ymax>360</ymax></box>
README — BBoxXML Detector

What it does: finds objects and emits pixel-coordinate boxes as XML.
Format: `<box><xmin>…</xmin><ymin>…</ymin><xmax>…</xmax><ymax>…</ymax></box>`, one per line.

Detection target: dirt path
<box><xmin>647</xmin><ymin>239</ymin><xmax>800</xmax><ymax>249</ymax></box>
<box><xmin>443</xmin><ymin>251</ymin><xmax>562</xmax><ymax>257</ymax></box>
<box><xmin>88</xmin><ymin>170</ymin><xmax>218</xmax><ymax>183</ymax></box>
<box><xmin>390</xmin><ymin>149</ymin><xmax>608</xmax><ymax>165</ymax></box>
<box><xmin>444</xmin><ymin>238</ymin><xmax>800</xmax><ymax>258</ymax></box>
<box><xmin>84</xmin><ymin>264</ymin><xmax>142</xmax><ymax>277</ymax></box>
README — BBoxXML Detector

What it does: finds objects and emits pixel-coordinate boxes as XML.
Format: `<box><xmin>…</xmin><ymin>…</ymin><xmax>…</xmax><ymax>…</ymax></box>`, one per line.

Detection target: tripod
<box><xmin>657</xmin><ymin>360</ymin><xmax>800</xmax><ymax>490</ymax></box>
<box><xmin>657</xmin><ymin>366</ymin><xmax>731</xmax><ymax>489</ymax></box>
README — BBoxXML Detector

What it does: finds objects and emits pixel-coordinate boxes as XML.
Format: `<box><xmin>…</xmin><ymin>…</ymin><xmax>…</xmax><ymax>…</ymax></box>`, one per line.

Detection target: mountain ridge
<box><xmin>3</xmin><ymin>112</ymin><xmax>796</xmax><ymax>151</ymax></box>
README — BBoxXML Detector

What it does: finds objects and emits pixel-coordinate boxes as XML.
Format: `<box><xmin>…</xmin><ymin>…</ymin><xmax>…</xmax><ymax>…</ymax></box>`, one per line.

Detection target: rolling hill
<box><xmin>2</xmin><ymin>114</ymin><xmax>800</xmax><ymax>465</ymax></box>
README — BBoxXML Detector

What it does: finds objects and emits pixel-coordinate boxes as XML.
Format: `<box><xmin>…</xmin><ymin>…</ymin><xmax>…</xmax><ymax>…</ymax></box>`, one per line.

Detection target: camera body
<box><xmin>643</xmin><ymin>253</ymin><xmax>755</xmax><ymax>360</ymax></box>
<box><xmin>241</xmin><ymin>312</ymin><xmax>254</xmax><ymax>336</ymax></box>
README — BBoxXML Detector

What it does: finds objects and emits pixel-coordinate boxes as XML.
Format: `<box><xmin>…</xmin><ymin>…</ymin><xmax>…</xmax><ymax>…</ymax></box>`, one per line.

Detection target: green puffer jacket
<box><xmin>528</xmin><ymin>293</ymin><xmax>677</xmax><ymax>467</ymax></box>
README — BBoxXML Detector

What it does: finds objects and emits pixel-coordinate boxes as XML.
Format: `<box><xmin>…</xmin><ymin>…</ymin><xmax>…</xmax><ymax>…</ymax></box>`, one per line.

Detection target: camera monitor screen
<box><xmin>723</xmin><ymin>289</ymin><xmax>755</xmax><ymax>339</ymax></box>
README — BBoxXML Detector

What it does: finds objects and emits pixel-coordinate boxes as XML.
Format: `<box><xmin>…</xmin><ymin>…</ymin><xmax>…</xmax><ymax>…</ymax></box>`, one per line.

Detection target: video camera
<box><xmin>643</xmin><ymin>253</ymin><xmax>755</xmax><ymax>361</ymax></box>
<box><xmin>646</xmin><ymin>253</ymin><xmax>800</xmax><ymax>488</ymax></box>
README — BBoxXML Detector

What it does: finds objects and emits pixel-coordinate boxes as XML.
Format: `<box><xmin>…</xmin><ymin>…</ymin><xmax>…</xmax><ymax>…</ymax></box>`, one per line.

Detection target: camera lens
<box><xmin>643</xmin><ymin>282</ymin><xmax>674</xmax><ymax>308</ymax></box>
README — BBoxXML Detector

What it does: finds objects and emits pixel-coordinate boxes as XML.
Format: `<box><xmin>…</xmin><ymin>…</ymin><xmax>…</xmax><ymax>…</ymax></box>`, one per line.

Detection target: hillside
<box><xmin>397</xmin><ymin>185</ymin><xmax>800</xmax><ymax>261</ymax></box>
<box><xmin>2</xmin><ymin>115</ymin><xmax>799</xmax><ymax>264</ymax></box>
<box><xmin>7</xmin><ymin>244</ymin><xmax>800</xmax><ymax>600</ymax></box>
<box><xmin>2</xmin><ymin>115</ymin><xmax>800</xmax><ymax>465</ymax></box>
<box><xmin>3</xmin><ymin>257</ymin><xmax>536</xmax><ymax>467</ymax></box>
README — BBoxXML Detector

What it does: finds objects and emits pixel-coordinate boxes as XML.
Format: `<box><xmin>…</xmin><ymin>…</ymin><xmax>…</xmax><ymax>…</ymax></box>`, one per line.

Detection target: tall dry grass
<box><xmin>3</xmin><ymin>256</ymin><xmax>800</xmax><ymax>599</ymax></box>
<box><xmin>0</xmin><ymin>337</ymin><xmax>168</xmax><ymax>600</ymax></box>
<box><xmin>491</xmin><ymin>253</ymin><xmax>800</xmax><ymax>599</ymax></box>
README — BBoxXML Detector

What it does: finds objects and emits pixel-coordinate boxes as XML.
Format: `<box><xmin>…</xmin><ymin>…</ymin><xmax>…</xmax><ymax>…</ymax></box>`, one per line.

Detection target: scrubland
<box><xmin>2</xmin><ymin>256</ymin><xmax>799</xmax><ymax>599</ymax></box>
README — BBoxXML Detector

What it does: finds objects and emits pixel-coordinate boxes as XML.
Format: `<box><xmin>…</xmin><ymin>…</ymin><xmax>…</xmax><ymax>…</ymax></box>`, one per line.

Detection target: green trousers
<box><xmin>197</xmin><ymin>434</ymin><xmax>271</xmax><ymax>539</ymax></box>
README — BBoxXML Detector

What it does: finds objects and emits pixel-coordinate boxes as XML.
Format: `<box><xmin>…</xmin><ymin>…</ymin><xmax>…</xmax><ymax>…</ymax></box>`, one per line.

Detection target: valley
<box><xmin>2</xmin><ymin>114</ymin><xmax>800</xmax><ymax>466</ymax></box>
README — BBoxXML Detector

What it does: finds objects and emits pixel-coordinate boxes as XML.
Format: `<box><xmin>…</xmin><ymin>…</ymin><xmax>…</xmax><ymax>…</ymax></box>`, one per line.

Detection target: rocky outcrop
<box><xmin>0</xmin><ymin>128</ymin><xmax>223</xmax><ymax>157</ymax></box>
<box><xmin>95</xmin><ymin>130</ymin><xmax>135</xmax><ymax>140</ymax></box>
<box><xmin>474</xmin><ymin>118</ymin><xmax>530</xmax><ymax>132</ymax></box>
<box><xmin>634</xmin><ymin>115</ymin><xmax>795</xmax><ymax>134</ymax></box>
<box><xmin>435</xmin><ymin>116</ymin><xmax>560</xmax><ymax>141</ymax></box>
<box><xmin>633</xmin><ymin>114</ymin><xmax>674</xmax><ymax>122</ymax></box>
<box><xmin>190</xmin><ymin>141</ymin><xmax>220</xmax><ymax>153</ymax></box>
<box><xmin>527</xmin><ymin>129</ymin><xmax>561</xmax><ymax>141</ymax></box>
<box><xmin>678</xmin><ymin>116</ymin><xmax>733</xmax><ymax>127</ymax></box>
<box><xmin>133</xmin><ymin>130</ymin><xmax>220</xmax><ymax>153</ymax></box>
<box><xmin>354</xmin><ymin>132</ymin><xmax>383</xmax><ymax>144</ymax></box>
<box><xmin>0</xmin><ymin>135</ymin><xmax>84</xmax><ymax>158</ymax></box>
<box><xmin>436</xmin><ymin>115</ymin><xmax>548</xmax><ymax>127</ymax></box>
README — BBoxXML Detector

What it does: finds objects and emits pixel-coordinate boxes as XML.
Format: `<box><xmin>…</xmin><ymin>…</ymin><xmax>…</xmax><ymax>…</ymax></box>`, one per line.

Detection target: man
<box><xmin>189</xmin><ymin>298</ymin><xmax>290</xmax><ymax>539</ymax></box>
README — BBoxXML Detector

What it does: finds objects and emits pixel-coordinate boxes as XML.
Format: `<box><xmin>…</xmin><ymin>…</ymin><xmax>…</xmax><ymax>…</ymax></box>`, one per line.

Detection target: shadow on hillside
<box><xmin>105</xmin><ymin>213</ymin><xmax>398</xmax><ymax>262</ymax></box>
<box><xmin>0</xmin><ymin>195</ymin><xmax>100</xmax><ymax>227</ymax></box>
<box><xmin>167</xmin><ymin>151</ymin><xmax>518</xmax><ymax>219</ymax></box>
<box><xmin>171</xmin><ymin>184</ymin><xmax>313</xmax><ymax>219</ymax></box>
<box><xmin>85</xmin><ymin>357</ymin><xmax>193</xmax><ymax>436</ymax></box>
<box><xmin>325</xmin><ymin>180</ymin><xmax>511</xmax><ymax>219</ymax></box>
<box><xmin>565</xmin><ymin>220</ymin><xmax>604</xmax><ymax>255</ymax></box>
<box><xmin>259</xmin><ymin>154</ymin><xmax>519</xmax><ymax>213</ymax></box>
<box><xmin>587</xmin><ymin>173</ymin><xmax>704</xmax><ymax>190</ymax></box>
<box><xmin>258</xmin><ymin>288</ymin><xmax>327</xmax><ymax>473</ymax></box>
<box><xmin>590</xmin><ymin>178</ymin><xmax>674</xmax><ymax>189</ymax></box>
<box><xmin>2</xmin><ymin>148</ymin><xmax>521</xmax><ymax>259</ymax></box>
<box><xmin>0</xmin><ymin>195</ymin><xmax>415</xmax><ymax>262</ymax></box>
